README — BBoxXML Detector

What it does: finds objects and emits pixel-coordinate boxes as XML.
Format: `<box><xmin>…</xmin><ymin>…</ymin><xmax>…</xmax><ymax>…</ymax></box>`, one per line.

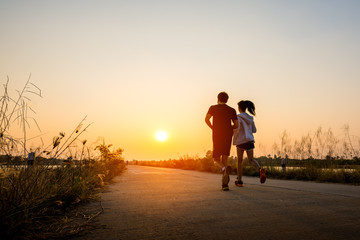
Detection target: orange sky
<box><xmin>1</xmin><ymin>1</ymin><xmax>360</xmax><ymax>160</ymax></box>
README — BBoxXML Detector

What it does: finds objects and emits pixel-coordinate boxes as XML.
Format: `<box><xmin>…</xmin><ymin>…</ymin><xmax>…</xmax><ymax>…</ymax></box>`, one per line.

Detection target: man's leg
<box><xmin>214</xmin><ymin>156</ymin><xmax>225</xmax><ymax>170</ymax></box>
<box><xmin>221</xmin><ymin>155</ymin><xmax>231</xmax><ymax>189</ymax></box>
<box><xmin>221</xmin><ymin>155</ymin><xmax>228</xmax><ymax>168</ymax></box>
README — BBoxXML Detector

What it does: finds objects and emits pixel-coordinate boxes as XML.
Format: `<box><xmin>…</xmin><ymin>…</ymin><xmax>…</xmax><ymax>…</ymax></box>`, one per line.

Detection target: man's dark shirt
<box><xmin>207</xmin><ymin>104</ymin><xmax>237</xmax><ymax>157</ymax></box>
<box><xmin>207</xmin><ymin>104</ymin><xmax>237</xmax><ymax>136</ymax></box>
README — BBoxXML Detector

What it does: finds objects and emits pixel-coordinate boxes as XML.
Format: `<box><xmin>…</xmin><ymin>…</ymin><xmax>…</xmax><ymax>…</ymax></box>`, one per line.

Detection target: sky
<box><xmin>1</xmin><ymin>0</ymin><xmax>360</xmax><ymax>160</ymax></box>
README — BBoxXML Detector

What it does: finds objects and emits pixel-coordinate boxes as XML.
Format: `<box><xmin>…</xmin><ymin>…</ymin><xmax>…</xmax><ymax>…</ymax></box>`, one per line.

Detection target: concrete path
<box><xmin>77</xmin><ymin>165</ymin><xmax>360</xmax><ymax>240</ymax></box>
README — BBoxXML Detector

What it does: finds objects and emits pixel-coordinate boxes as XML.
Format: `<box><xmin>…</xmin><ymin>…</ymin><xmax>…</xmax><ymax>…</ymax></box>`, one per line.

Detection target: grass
<box><xmin>263</xmin><ymin>165</ymin><xmax>360</xmax><ymax>184</ymax></box>
<box><xmin>138</xmin><ymin>157</ymin><xmax>219</xmax><ymax>173</ymax></box>
<box><xmin>137</xmin><ymin>156</ymin><xmax>360</xmax><ymax>185</ymax></box>
<box><xmin>0</xmin><ymin>77</ymin><xmax>128</xmax><ymax>239</ymax></box>
<box><xmin>0</xmin><ymin>159</ymin><xmax>126</xmax><ymax>239</ymax></box>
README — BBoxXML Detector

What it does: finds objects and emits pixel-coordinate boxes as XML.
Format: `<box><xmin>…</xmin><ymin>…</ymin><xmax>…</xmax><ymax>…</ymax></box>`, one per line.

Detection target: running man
<box><xmin>205</xmin><ymin>92</ymin><xmax>238</xmax><ymax>191</ymax></box>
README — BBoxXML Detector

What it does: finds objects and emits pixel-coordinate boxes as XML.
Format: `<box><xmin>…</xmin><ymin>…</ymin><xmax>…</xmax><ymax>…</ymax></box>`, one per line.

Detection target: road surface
<box><xmin>77</xmin><ymin>165</ymin><xmax>360</xmax><ymax>240</ymax></box>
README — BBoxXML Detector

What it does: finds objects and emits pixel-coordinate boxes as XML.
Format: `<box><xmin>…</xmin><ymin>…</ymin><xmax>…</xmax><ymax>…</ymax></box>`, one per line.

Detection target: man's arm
<box><xmin>205</xmin><ymin>113</ymin><xmax>213</xmax><ymax>129</ymax></box>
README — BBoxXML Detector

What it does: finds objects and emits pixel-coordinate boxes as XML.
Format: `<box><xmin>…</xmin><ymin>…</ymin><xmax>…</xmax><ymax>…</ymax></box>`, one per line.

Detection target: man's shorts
<box><xmin>212</xmin><ymin>133</ymin><xmax>232</xmax><ymax>158</ymax></box>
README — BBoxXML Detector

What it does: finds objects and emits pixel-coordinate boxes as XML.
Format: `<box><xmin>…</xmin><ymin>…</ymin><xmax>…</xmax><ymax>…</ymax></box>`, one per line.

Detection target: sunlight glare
<box><xmin>155</xmin><ymin>131</ymin><xmax>168</xmax><ymax>142</ymax></box>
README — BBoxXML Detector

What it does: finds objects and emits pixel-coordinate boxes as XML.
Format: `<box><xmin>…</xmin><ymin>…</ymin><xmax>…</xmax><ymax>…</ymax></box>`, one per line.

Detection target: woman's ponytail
<box><xmin>238</xmin><ymin>100</ymin><xmax>256</xmax><ymax>116</ymax></box>
<box><xmin>246</xmin><ymin>100</ymin><xmax>256</xmax><ymax>116</ymax></box>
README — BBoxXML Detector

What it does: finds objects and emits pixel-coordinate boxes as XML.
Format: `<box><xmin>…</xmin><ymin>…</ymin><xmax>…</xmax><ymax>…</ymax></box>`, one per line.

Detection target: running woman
<box><xmin>233</xmin><ymin>100</ymin><xmax>266</xmax><ymax>187</ymax></box>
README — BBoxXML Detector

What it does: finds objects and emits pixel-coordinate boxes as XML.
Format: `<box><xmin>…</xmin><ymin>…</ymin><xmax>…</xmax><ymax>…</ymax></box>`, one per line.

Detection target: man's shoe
<box><xmin>222</xmin><ymin>166</ymin><xmax>231</xmax><ymax>185</ymax></box>
<box><xmin>260</xmin><ymin>168</ymin><xmax>266</xmax><ymax>184</ymax></box>
<box><xmin>222</xmin><ymin>184</ymin><xmax>229</xmax><ymax>191</ymax></box>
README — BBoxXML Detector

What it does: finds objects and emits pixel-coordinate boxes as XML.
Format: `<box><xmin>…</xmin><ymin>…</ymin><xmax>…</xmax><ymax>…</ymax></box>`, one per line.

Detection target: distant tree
<box><xmin>205</xmin><ymin>150</ymin><xmax>213</xmax><ymax>159</ymax></box>
<box><xmin>280</xmin><ymin>130</ymin><xmax>291</xmax><ymax>158</ymax></box>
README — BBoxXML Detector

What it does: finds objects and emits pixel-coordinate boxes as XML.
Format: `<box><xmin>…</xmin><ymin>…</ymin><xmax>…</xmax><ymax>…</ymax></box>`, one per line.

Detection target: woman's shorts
<box><xmin>236</xmin><ymin>142</ymin><xmax>255</xmax><ymax>150</ymax></box>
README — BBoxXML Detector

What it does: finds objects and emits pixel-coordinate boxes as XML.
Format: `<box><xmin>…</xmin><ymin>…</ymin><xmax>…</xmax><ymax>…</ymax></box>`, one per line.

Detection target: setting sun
<box><xmin>155</xmin><ymin>131</ymin><xmax>168</xmax><ymax>142</ymax></box>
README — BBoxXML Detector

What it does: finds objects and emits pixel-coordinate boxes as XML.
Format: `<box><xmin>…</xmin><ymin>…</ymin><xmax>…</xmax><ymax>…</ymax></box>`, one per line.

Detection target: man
<box><xmin>27</xmin><ymin>150</ymin><xmax>35</xmax><ymax>166</ymax></box>
<box><xmin>205</xmin><ymin>92</ymin><xmax>238</xmax><ymax>191</ymax></box>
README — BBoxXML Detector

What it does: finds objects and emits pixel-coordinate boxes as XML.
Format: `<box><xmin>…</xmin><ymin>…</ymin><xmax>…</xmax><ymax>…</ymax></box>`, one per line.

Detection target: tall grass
<box><xmin>268</xmin><ymin>126</ymin><xmax>360</xmax><ymax>160</ymax></box>
<box><xmin>0</xmin><ymin>77</ymin><xmax>127</xmax><ymax>239</ymax></box>
<box><xmin>0</xmin><ymin>159</ymin><xmax>126</xmax><ymax>239</ymax></box>
<box><xmin>0</xmin><ymin>75</ymin><xmax>42</xmax><ymax>157</ymax></box>
<box><xmin>0</xmin><ymin>136</ymin><xmax>126</xmax><ymax>239</ymax></box>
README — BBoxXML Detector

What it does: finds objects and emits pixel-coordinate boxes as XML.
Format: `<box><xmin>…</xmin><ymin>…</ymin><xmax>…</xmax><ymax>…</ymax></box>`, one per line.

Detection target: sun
<box><xmin>155</xmin><ymin>131</ymin><xmax>168</xmax><ymax>142</ymax></box>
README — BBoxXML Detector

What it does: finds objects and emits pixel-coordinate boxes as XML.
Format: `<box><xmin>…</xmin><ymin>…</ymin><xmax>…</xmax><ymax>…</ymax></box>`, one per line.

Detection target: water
<box><xmin>0</xmin><ymin>164</ymin><xmax>61</xmax><ymax>177</ymax></box>
<box><xmin>269</xmin><ymin>166</ymin><xmax>356</xmax><ymax>172</ymax></box>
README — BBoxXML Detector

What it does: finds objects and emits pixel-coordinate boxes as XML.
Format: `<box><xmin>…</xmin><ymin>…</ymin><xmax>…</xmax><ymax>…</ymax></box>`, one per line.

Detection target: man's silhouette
<box><xmin>205</xmin><ymin>92</ymin><xmax>238</xmax><ymax>191</ymax></box>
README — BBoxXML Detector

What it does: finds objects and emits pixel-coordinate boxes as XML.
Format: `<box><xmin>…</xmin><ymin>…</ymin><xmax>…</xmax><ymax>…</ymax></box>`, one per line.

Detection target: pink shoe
<box><xmin>235</xmin><ymin>180</ymin><xmax>244</xmax><ymax>187</ymax></box>
<box><xmin>260</xmin><ymin>168</ymin><xmax>266</xmax><ymax>184</ymax></box>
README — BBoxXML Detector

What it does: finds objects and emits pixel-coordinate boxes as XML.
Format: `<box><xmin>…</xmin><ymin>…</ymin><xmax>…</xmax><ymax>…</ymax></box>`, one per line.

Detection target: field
<box><xmin>137</xmin><ymin>155</ymin><xmax>360</xmax><ymax>185</ymax></box>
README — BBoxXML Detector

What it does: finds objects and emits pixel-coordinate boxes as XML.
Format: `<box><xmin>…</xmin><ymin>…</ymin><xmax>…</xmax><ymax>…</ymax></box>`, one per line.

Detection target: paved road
<box><xmin>78</xmin><ymin>165</ymin><xmax>360</xmax><ymax>240</ymax></box>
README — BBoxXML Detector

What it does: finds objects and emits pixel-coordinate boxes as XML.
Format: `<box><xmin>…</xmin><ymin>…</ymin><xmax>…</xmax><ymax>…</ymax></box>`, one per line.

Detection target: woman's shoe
<box><xmin>235</xmin><ymin>180</ymin><xmax>244</xmax><ymax>187</ymax></box>
<box><xmin>260</xmin><ymin>168</ymin><xmax>266</xmax><ymax>184</ymax></box>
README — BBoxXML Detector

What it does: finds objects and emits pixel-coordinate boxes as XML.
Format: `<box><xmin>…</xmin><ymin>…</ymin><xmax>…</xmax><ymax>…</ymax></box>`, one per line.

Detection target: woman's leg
<box><xmin>246</xmin><ymin>149</ymin><xmax>261</xmax><ymax>169</ymax></box>
<box><xmin>247</xmin><ymin>149</ymin><xmax>266</xmax><ymax>183</ymax></box>
<box><xmin>236</xmin><ymin>148</ymin><xmax>244</xmax><ymax>181</ymax></box>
